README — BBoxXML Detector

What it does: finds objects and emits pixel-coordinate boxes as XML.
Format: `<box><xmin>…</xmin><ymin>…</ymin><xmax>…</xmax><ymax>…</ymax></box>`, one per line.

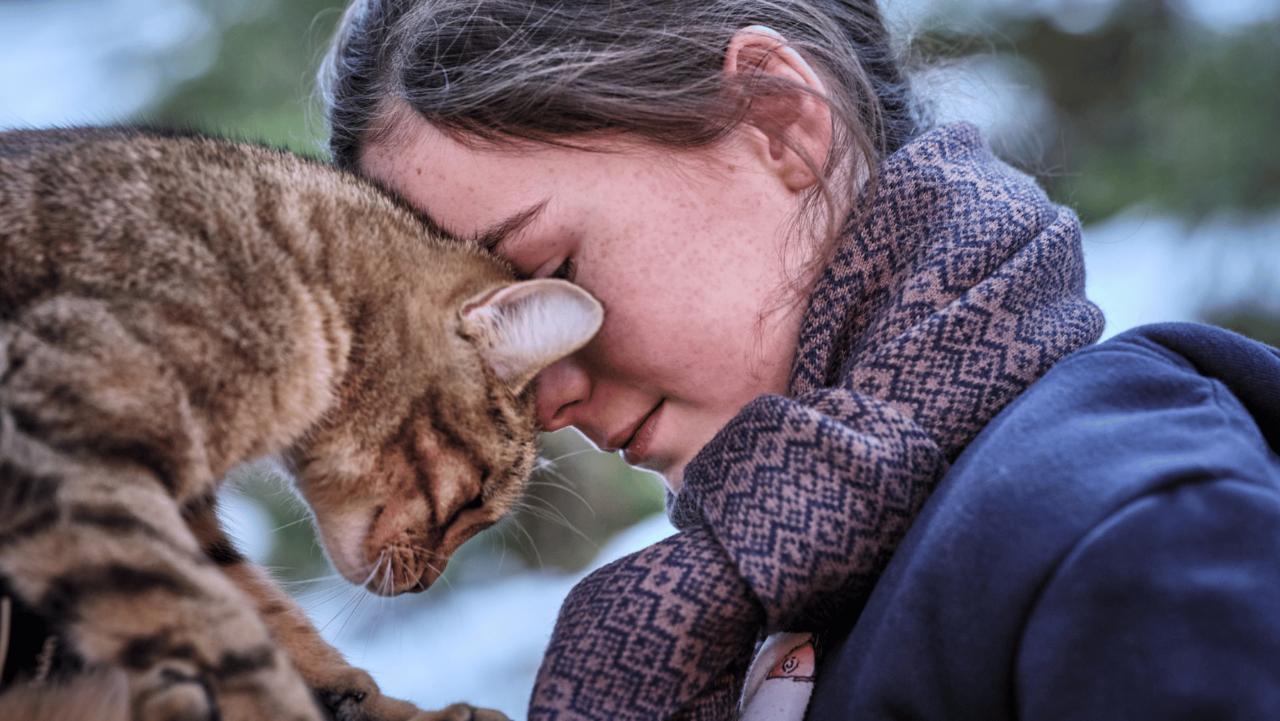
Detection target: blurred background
<box><xmin>1</xmin><ymin>0</ymin><xmax>1277</xmax><ymax>716</ymax></box>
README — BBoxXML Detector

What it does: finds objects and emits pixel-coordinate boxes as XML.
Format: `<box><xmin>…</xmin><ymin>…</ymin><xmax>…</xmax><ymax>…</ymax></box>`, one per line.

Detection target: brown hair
<box><xmin>319</xmin><ymin>0</ymin><xmax>917</xmax><ymax>232</ymax></box>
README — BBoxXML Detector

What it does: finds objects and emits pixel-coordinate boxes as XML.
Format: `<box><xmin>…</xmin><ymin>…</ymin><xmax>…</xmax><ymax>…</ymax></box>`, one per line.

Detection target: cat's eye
<box><xmin>446</xmin><ymin>494</ymin><xmax>485</xmax><ymax>530</ymax></box>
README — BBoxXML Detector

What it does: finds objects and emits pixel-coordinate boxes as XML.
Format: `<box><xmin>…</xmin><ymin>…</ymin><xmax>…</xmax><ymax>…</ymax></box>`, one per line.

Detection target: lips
<box><xmin>620</xmin><ymin>400</ymin><xmax>663</xmax><ymax>466</ymax></box>
<box><xmin>606</xmin><ymin>405</ymin><xmax>648</xmax><ymax>451</ymax></box>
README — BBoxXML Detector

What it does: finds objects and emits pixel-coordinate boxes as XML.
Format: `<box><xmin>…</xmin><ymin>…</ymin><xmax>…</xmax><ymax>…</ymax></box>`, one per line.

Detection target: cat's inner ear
<box><xmin>461</xmin><ymin>279</ymin><xmax>603</xmax><ymax>392</ymax></box>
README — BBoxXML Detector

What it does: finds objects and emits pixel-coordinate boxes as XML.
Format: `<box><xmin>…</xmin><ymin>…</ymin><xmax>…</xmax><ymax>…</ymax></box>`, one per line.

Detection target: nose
<box><xmin>534</xmin><ymin>355</ymin><xmax>592</xmax><ymax>433</ymax></box>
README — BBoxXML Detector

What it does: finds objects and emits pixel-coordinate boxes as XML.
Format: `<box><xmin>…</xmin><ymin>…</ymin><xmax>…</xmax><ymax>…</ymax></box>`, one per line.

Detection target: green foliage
<box><xmin>917</xmin><ymin>0</ymin><xmax>1280</xmax><ymax>225</ymax></box>
<box><xmin>1202</xmin><ymin>301</ymin><xmax>1280</xmax><ymax>349</ymax></box>
<box><xmin>151</xmin><ymin>0</ymin><xmax>1280</xmax><ymax>227</ymax></box>
<box><xmin>503</xmin><ymin>429</ymin><xmax>668</xmax><ymax>572</ymax></box>
<box><xmin>149</xmin><ymin>0</ymin><xmax>347</xmax><ymax>156</ymax></box>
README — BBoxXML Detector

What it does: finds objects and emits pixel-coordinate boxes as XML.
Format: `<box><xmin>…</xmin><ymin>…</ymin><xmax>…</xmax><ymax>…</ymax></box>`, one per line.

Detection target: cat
<box><xmin>0</xmin><ymin>126</ymin><xmax>603</xmax><ymax>721</ymax></box>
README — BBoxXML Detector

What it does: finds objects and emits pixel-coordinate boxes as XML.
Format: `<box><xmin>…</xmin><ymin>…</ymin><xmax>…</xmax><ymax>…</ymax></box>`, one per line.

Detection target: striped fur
<box><xmin>0</xmin><ymin>127</ymin><xmax>599</xmax><ymax>721</ymax></box>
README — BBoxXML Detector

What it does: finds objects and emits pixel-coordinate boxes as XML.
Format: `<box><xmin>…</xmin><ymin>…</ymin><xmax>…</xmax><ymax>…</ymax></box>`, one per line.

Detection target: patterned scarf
<box><xmin>529</xmin><ymin>122</ymin><xmax>1104</xmax><ymax>720</ymax></box>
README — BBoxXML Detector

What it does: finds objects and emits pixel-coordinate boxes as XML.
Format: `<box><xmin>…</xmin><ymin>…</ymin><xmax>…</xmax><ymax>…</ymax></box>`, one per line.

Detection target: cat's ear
<box><xmin>461</xmin><ymin>279</ymin><xmax>603</xmax><ymax>393</ymax></box>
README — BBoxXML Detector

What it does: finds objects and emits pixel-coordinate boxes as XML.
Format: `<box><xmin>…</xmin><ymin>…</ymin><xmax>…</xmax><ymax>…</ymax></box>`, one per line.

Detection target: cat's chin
<box><xmin>311</xmin><ymin>507</ymin><xmax>382</xmax><ymax>590</ymax></box>
<box><xmin>312</xmin><ymin>507</ymin><xmax>447</xmax><ymax>596</ymax></box>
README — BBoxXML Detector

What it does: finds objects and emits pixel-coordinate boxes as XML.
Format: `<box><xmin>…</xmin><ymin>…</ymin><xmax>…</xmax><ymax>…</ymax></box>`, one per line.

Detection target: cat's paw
<box><xmin>314</xmin><ymin>665</ymin><xmax>422</xmax><ymax>721</ymax></box>
<box><xmin>312</xmin><ymin>670</ymin><xmax>508</xmax><ymax>721</ymax></box>
<box><xmin>408</xmin><ymin>704</ymin><xmax>511</xmax><ymax>721</ymax></box>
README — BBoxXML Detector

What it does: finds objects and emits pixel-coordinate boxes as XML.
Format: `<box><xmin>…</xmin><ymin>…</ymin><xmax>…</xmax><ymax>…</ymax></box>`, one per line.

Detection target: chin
<box><xmin>632</xmin><ymin>458</ymin><xmax>685</xmax><ymax>492</ymax></box>
<box><xmin>311</xmin><ymin>505</ymin><xmax>375</xmax><ymax>587</ymax></box>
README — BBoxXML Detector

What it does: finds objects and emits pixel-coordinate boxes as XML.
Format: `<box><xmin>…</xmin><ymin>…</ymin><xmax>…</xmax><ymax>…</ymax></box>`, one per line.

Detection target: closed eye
<box><xmin>549</xmin><ymin>256</ymin><xmax>577</xmax><ymax>282</ymax></box>
<box><xmin>445</xmin><ymin>494</ymin><xmax>486</xmax><ymax>531</ymax></box>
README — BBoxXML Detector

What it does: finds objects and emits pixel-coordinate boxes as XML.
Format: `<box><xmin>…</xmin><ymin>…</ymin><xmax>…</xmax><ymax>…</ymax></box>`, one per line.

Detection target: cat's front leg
<box><xmin>184</xmin><ymin>500</ymin><xmax>509</xmax><ymax>721</ymax></box>
<box><xmin>0</xmin><ymin>432</ymin><xmax>323</xmax><ymax>721</ymax></box>
<box><xmin>2</xmin><ymin>306</ymin><xmax>326</xmax><ymax>720</ymax></box>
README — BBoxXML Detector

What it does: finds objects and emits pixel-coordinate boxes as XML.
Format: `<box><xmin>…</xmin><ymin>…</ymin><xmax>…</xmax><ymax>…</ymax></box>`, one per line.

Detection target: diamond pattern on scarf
<box><xmin>530</xmin><ymin>527</ymin><xmax>761</xmax><ymax>720</ymax></box>
<box><xmin>530</xmin><ymin>122</ymin><xmax>1105</xmax><ymax>720</ymax></box>
<box><xmin>684</xmin><ymin>390</ymin><xmax>948</xmax><ymax>633</ymax></box>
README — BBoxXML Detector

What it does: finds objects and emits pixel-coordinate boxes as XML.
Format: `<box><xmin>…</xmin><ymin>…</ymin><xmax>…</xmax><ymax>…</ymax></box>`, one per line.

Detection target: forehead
<box><xmin>358</xmin><ymin>110</ymin><xmax>725</xmax><ymax>240</ymax></box>
<box><xmin>359</xmin><ymin>115</ymin><xmax>545</xmax><ymax>238</ymax></box>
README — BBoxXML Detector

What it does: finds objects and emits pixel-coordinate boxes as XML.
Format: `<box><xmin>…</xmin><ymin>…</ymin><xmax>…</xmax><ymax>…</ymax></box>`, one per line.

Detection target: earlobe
<box><xmin>722</xmin><ymin>25</ymin><xmax>833</xmax><ymax>192</ymax></box>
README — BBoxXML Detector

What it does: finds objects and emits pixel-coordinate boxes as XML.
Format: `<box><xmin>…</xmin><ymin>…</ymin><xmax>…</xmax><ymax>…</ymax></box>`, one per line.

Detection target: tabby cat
<box><xmin>0</xmin><ymin>127</ymin><xmax>603</xmax><ymax>721</ymax></box>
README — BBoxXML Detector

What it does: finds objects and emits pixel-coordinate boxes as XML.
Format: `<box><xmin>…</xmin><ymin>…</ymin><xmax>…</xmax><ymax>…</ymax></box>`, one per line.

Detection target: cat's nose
<box><xmin>534</xmin><ymin>355</ymin><xmax>591</xmax><ymax>432</ymax></box>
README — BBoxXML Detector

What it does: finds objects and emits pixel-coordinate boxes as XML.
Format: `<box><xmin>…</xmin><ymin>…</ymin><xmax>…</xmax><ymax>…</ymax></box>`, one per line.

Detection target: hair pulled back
<box><xmin>320</xmin><ymin>0</ymin><xmax>916</xmax><ymax>215</ymax></box>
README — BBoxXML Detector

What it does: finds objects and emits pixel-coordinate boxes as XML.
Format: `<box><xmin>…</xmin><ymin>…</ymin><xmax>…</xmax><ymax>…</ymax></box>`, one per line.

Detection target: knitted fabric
<box><xmin>529</xmin><ymin>122</ymin><xmax>1105</xmax><ymax>720</ymax></box>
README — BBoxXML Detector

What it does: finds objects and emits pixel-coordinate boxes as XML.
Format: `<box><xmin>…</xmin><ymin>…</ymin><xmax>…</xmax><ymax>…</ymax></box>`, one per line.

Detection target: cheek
<box><xmin>572</xmin><ymin>209</ymin><xmax>791</xmax><ymax>395</ymax></box>
<box><xmin>290</xmin><ymin>431</ymin><xmax>374</xmax><ymax>499</ymax></box>
<box><xmin>578</xmin><ymin>299</ymin><xmax>731</xmax><ymax>395</ymax></box>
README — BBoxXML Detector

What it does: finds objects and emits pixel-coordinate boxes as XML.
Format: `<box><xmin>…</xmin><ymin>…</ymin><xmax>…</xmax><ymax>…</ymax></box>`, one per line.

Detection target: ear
<box><xmin>461</xmin><ymin>279</ymin><xmax>603</xmax><ymax>393</ymax></box>
<box><xmin>723</xmin><ymin>25</ymin><xmax>833</xmax><ymax>192</ymax></box>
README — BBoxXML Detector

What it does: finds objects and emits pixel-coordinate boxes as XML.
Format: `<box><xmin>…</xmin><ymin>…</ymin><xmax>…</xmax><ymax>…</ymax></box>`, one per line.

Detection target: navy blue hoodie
<box><xmin>811</xmin><ymin>322</ymin><xmax>1280</xmax><ymax>719</ymax></box>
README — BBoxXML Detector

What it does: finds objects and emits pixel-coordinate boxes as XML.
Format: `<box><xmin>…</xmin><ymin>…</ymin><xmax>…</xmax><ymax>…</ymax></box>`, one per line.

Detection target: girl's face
<box><xmin>361</xmin><ymin>115</ymin><xmax>817</xmax><ymax>488</ymax></box>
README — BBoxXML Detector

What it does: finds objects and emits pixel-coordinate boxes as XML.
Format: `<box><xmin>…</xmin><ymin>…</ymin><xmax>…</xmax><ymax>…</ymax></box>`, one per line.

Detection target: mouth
<box><xmin>617</xmin><ymin>400</ymin><xmax>663</xmax><ymax>466</ymax></box>
<box><xmin>364</xmin><ymin>545</ymin><xmax>445</xmax><ymax>596</ymax></box>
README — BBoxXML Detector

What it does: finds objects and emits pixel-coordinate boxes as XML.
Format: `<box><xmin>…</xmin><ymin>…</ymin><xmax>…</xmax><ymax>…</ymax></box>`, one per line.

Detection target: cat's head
<box><xmin>286</xmin><ymin>276</ymin><xmax>601</xmax><ymax>595</ymax></box>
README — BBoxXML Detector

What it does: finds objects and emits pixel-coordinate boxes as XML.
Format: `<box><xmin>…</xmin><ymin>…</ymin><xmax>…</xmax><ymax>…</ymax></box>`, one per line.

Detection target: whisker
<box><xmin>332</xmin><ymin>591</ymin><xmax>367</xmax><ymax>641</ymax></box>
<box><xmin>294</xmin><ymin>585</ymin><xmax>344</xmax><ymax>608</ymax></box>
<box><xmin>507</xmin><ymin>518</ymin><xmax>544</xmax><ymax>570</ymax></box>
<box><xmin>363</xmin><ymin>594</ymin><xmax>387</xmax><ymax>657</ymax></box>
<box><xmin>523</xmin><ymin>479</ymin><xmax>597</xmax><ymax>516</ymax></box>
<box><xmin>490</xmin><ymin>530</ymin><xmax>512</xmax><ymax>570</ymax></box>
<box><xmin>530</xmin><ymin>463</ymin><xmax>582</xmax><ymax>487</ymax></box>
<box><xmin>314</xmin><ymin>585</ymin><xmax>362</xmax><ymax>632</ymax></box>
<box><xmin>299</xmin><ymin>580</ymin><xmax>357</xmax><ymax>612</ymax></box>
<box><xmin>365</xmin><ymin>551</ymin><xmax>388</xmax><ymax>591</ymax></box>
<box><xmin>534</xmin><ymin>447</ymin><xmax>600</xmax><ymax>466</ymax></box>
<box><xmin>279</xmin><ymin>571</ymin><xmax>348</xmax><ymax>592</ymax></box>
<box><xmin>269</xmin><ymin>516</ymin><xmax>315</xmax><ymax>533</ymax></box>
<box><xmin>514</xmin><ymin>501</ymin><xmax>596</xmax><ymax>547</ymax></box>
<box><xmin>422</xmin><ymin>559</ymin><xmax>455</xmax><ymax>593</ymax></box>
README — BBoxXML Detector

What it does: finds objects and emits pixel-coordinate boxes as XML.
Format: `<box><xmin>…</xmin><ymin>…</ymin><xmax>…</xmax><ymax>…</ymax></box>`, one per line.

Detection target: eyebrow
<box><xmin>471</xmin><ymin>200</ymin><xmax>548</xmax><ymax>253</ymax></box>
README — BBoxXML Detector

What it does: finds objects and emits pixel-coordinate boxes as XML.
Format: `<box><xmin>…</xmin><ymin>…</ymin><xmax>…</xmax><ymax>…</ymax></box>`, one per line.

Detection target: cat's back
<box><xmin>1</xmin><ymin>127</ymin><xmax>295</xmax><ymax>314</ymax></box>
<box><xmin>0</xmin><ymin>126</ymin><xmax>487</xmax><ymax>315</ymax></box>
<box><xmin>0</xmin><ymin>125</ymin><xmax>317</xmax><ymax>242</ymax></box>
<box><xmin>0</xmin><ymin>125</ymin><xmax>296</xmax><ymax>184</ymax></box>
<box><xmin>0</xmin><ymin>125</ymin><xmax>247</xmax><ymax>215</ymax></box>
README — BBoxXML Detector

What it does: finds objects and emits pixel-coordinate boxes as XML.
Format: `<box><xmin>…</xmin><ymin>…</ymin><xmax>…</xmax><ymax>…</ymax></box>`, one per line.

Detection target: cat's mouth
<box><xmin>360</xmin><ymin>518</ymin><xmax>497</xmax><ymax>596</ymax></box>
<box><xmin>315</xmin><ymin>478</ymin><xmax>496</xmax><ymax>596</ymax></box>
<box><xmin>312</xmin><ymin>506</ymin><xmax>447</xmax><ymax>596</ymax></box>
<box><xmin>364</xmin><ymin>543</ymin><xmax>445</xmax><ymax>596</ymax></box>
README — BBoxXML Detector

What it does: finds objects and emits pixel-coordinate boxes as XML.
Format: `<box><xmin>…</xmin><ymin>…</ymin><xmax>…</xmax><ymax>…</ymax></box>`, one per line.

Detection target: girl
<box><xmin>319</xmin><ymin>1</ymin><xmax>1280</xmax><ymax>719</ymax></box>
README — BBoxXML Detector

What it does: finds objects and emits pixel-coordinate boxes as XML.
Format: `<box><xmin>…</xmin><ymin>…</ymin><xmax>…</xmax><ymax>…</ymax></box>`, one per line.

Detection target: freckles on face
<box><xmin>360</xmin><ymin>117</ymin><xmax>814</xmax><ymax>482</ymax></box>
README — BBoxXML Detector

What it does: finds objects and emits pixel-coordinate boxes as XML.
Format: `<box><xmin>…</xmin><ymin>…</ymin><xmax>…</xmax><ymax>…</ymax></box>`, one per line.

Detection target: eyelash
<box><xmin>549</xmin><ymin>256</ymin><xmax>577</xmax><ymax>282</ymax></box>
